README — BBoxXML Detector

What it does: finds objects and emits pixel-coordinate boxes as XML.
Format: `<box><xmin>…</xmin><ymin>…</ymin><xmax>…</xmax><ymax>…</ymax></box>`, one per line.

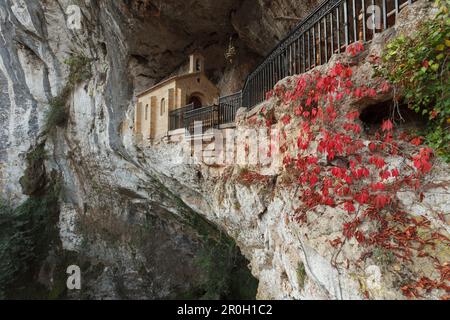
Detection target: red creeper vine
<box><xmin>256</xmin><ymin>41</ymin><xmax>449</xmax><ymax>299</ymax></box>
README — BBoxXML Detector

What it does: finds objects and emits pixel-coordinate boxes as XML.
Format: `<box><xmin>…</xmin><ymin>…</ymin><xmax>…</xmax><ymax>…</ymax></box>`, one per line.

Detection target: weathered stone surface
<box><xmin>0</xmin><ymin>0</ymin><xmax>447</xmax><ymax>300</ymax></box>
<box><xmin>142</xmin><ymin>0</ymin><xmax>449</xmax><ymax>300</ymax></box>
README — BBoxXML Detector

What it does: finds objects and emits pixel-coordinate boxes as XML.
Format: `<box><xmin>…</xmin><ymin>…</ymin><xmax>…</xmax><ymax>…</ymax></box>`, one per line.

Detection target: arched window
<box><xmin>188</xmin><ymin>96</ymin><xmax>202</xmax><ymax>109</ymax></box>
<box><xmin>196</xmin><ymin>59</ymin><xmax>201</xmax><ymax>72</ymax></box>
<box><xmin>145</xmin><ymin>104</ymin><xmax>149</xmax><ymax>120</ymax></box>
<box><xmin>160</xmin><ymin>98</ymin><xmax>166</xmax><ymax>116</ymax></box>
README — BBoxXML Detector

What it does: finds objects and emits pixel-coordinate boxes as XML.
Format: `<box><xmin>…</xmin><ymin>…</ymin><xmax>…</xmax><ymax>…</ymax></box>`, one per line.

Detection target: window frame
<box><xmin>160</xmin><ymin>98</ymin><xmax>166</xmax><ymax>116</ymax></box>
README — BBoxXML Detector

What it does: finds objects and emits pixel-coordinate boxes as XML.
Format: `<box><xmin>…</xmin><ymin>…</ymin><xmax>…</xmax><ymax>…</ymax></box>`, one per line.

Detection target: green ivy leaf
<box><xmin>431</xmin><ymin>63</ymin><xmax>440</xmax><ymax>71</ymax></box>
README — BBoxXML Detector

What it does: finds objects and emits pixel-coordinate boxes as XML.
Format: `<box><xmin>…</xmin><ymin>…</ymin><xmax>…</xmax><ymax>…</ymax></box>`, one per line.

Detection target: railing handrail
<box><xmin>169</xmin><ymin>103</ymin><xmax>195</xmax><ymax>131</ymax></box>
<box><xmin>184</xmin><ymin>104</ymin><xmax>218</xmax><ymax>117</ymax></box>
<box><xmin>241</xmin><ymin>0</ymin><xmax>416</xmax><ymax>109</ymax></box>
<box><xmin>169</xmin><ymin>103</ymin><xmax>194</xmax><ymax>116</ymax></box>
<box><xmin>219</xmin><ymin>90</ymin><xmax>242</xmax><ymax>102</ymax></box>
<box><xmin>242</xmin><ymin>0</ymin><xmax>337</xmax><ymax>93</ymax></box>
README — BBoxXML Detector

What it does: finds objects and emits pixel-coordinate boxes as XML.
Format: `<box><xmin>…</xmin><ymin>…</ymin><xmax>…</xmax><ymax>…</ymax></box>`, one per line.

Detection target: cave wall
<box><xmin>0</xmin><ymin>0</ymin><xmax>324</xmax><ymax>299</ymax></box>
<box><xmin>5</xmin><ymin>0</ymin><xmax>446</xmax><ymax>301</ymax></box>
<box><xmin>143</xmin><ymin>1</ymin><xmax>449</xmax><ymax>300</ymax></box>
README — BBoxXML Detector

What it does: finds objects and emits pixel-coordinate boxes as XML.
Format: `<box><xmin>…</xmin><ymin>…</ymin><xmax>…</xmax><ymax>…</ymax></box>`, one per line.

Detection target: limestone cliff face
<box><xmin>142</xmin><ymin>1</ymin><xmax>449</xmax><ymax>300</ymax></box>
<box><xmin>0</xmin><ymin>0</ymin><xmax>448</xmax><ymax>300</ymax></box>
<box><xmin>0</xmin><ymin>0</ymin><xmax>320</xmax><ymax>299</ymax></box>
<box><xmin>0</xmin><ymin>0</ymin><xmax>319</xmax><ymax>200</ymax></box>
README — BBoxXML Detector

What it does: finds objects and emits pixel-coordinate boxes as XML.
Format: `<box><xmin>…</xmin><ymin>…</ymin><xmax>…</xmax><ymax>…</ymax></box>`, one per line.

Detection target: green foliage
<box><xmin>44</xmin><ymin>54</ymin><xmax>91</xmax><ymax>134</ymax></box>
<box><xmin>0</xmin><ymin>182</ymin><xmax>61</xmax><ymax>299</ymax></box>
<box><xmin>372</xmin><ymin>246</ymin><xmax>395</xmax><ymax>266</ymax></box>
<box><xmin>195</xmin><ymin>239</ymin><xmax>235</xmax><ymax>300</ymax></box>
<box><xmin>153</xmin><ymin>181</ymin><xmax>257</xmax><ymax>300</ymax></box>
<box><xmin>194</xmin><ymin>235</ymin><xmax>258</xmax><ymax>300</ymax></box>
<box><xmin>64</xmin><ymin>55</ymin><xmax>92</xmax><ymax>87</ymax></box>
<box><xmin>375</xmin><ymin>0</ymin><xmax>450</xmax><ymax>161</ymax></box>
<box><xmin>19</xmin><ymin>144</ymin><xmax>47</xmax><ymax>196</ymax></box>
<box><xmin>25</xmin><ymin>143</ymin><xmax>47</xmax><ymax>164</ymax></box>
<box><xmin>44</xmin><ymin>87</ymin><xmax>71</xmax><ymax>134</ymax></box>
<box><xmin>296</xmin><ymin>262</ymin><xmax>306</xmax><ymax>289</ymax></box>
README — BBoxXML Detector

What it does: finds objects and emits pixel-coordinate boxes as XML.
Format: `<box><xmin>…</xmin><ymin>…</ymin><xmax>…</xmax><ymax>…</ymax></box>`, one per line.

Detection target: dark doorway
<box><xmin>189</xmin><ymin>96</ymin><xmax>202</xmax><ymax>109</ymax></box>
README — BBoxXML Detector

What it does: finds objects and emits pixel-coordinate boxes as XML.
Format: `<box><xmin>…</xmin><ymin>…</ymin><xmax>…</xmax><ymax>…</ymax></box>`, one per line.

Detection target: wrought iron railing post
<box><xmin>318</xmin><ymin>21</ymin><xmax>322</xmax><ymax>65</ymax></box>
<box><xmin>218</xmin><ymin>91</ymin><xmax>242</xmax><ymax>125</ymax></box>
<box><xmin>324</xmin><ymin>16</ymin><xmax>328</xmax><ymax>62</ymax></box>
<box><xmin>343</xmin><ymin>0</ymin><xmax>349</xmax><ymax>46</ymax></box>
<box><xmin>336</xmin><ymin>6</ymin><xmax>341</xmax><ymax>53</ymax></box>
<box><xmin>362</xmin><ymin>0</ymin><xmax>367</xmax><ymax>41</ymax></box>
<box><xmin>169</xmin><ymin>103</ymin><xmax>194</xmax><ymax>131</ymax></box>
<box><xmin>352</xmin><ymin>0</ymin><xmax>357</xmax><ymax>42</ymax></box>
<box><xmin>371</xmin><ymin>0</ymin><xmax>376</xmax><ymax>36</ymax></box>
<box><xmin>330</xmin><ymin>12</ymin><xmax>334</xmax><ymax>54</ymax></box>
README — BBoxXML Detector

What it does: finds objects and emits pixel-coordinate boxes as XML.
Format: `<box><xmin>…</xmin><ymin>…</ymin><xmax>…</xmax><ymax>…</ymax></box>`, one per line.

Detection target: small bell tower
<box><xmin>189</xmin><ymin>53</ymin><xmax>205</xmax><ymax>74</ymax></box>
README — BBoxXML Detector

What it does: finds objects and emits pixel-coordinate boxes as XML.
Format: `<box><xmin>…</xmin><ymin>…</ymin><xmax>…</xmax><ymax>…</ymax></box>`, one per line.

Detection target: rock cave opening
<box><xmin>359</xmin><ymin>99</ymin><xmax>427</xmax><ymax>134</ymax></box>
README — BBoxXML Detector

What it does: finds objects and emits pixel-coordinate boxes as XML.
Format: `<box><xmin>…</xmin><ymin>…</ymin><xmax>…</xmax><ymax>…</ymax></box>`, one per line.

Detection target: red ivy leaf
<box><xmin>411</xmin><ymin>137</ymin><xmax>422</xmax><ymax>146</ymax></box>
<box><xmin>374</xmin><ymin>194</ymin><xmax>391</xmax><ymax>209</ymax></box>
<box><xmin>344</xmin><ymin>201</ymin><xmax>356</xmax><ymax>213</ymax></box>
<box><xmin>281</xmin><ymin>114</ymin><xmax>292</xmax><ymax>125</ymax></box>
<box><xmin>381</xmin><ymin>119</ymin><xmax>394</xmax><ymax>132</ymax></box>
<box><xmin>391</xmin><ymin>168</ymin><xmax>400</xmax><ymax>177</ymax></box>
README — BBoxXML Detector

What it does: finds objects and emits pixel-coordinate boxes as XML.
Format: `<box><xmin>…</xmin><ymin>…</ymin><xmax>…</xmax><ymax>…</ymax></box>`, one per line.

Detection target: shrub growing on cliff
<box><xmin>0</xmin><ymin>181</ymin><xmax>61</xmax><ymax>298</ymax></box>
<box><xmin>44</xmin><ymin>87</ymin><xmax>71</xmax><ymax>134</ymax></box>
<box><xmin>194</xmin><ymin>235</ymin><xmax>258</xmax><ymax>300</ymax></box>
<box><xmin>1</xmin><ymin>142</ymin><xmax>61</xmax><ymax>298</ymax></box>
<box><xmin>19</xmin><ymin>144</ymin><xmax>47</xmax><ymax>195</ymax></box>
<box><xmin>375</xmin><ymin>0</ymin><xmax>450</xmax><ymax>161</ymax></box>
<box><xmin>195</xmin><ymin>240</ymin><xmax>235</xmax><ymax>300</ymax></box>
<box><xmin>44</xmin><ymin>54</ymin><xmax>92</xmax><ymax>134</ymax></box>
<box><xmin>65</xmin><ymin>54</ymin><xmax>92</xmax><ymax>87</ymax></box>
<box><xmin>296</xmin><ymin>262</ymin><xmax>306</xmax><ymax>289</ymax></box>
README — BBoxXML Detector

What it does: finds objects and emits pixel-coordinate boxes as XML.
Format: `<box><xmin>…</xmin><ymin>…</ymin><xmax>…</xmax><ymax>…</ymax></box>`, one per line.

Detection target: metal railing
<box><xmin>166</xmin><ymin>0</ymin><xmax>417</xmax><ymax>135</ymax></box>
<box><xmin>169</xmin><ymin>103</ymin><xmax>194</xmax><ymax>131</ymax></box>
<box><xmin>242</xmin><ymin>0</ymin><xmax>416</xmax><ymax>109</ymax></box>
<box><xmin>184</xmin><ymin>105</ymin><xmax>219</xmax><ymax>135</ymax></box>
<box><xmin>169</xmin><ymin>92</ymin><xmax>241</xmax><ymax>135</ymax></box>
<box><xmin>219</xmin><ymin>91</ymin><xmax>242</xmax><ymax>126</ymax></box>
